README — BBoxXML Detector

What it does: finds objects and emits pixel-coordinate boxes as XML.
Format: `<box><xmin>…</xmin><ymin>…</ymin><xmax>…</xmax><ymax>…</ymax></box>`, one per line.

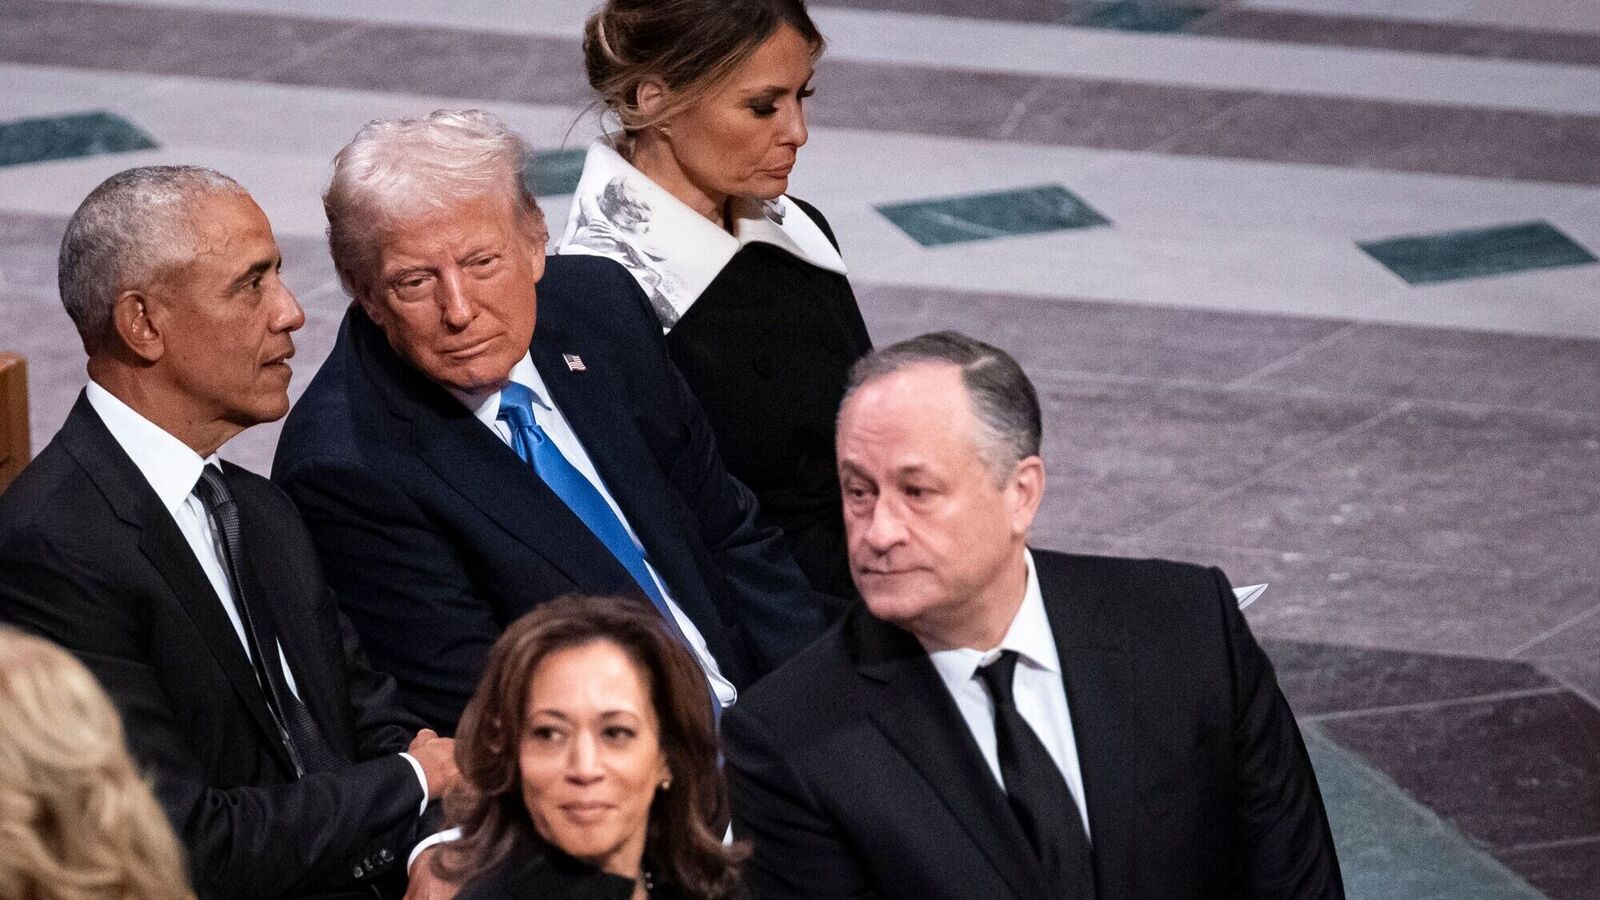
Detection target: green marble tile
<box><xmin>1360</xmin><ymin>221</ymin><xmax>1597</xmax><ymax>285</ymax></box>
<box><xmin>1304</xmin><ymin>727</ymin><xmax>1548</xmax><ymax>900</ymax></box>
<box><xmin>1071</xmin><ymin>1</ymin><xmax>1211</xmax><ymax>33</ymax></box>
<box><xmin>877</xmin><ymin>185</ymin><xmax>1110</xmax><ymax>247</ymax></box>
<box><xmin>523</xmin><ymin>148</ymin><xmax>586</xmax><ymax>197</ymax></box>
<box><xmin>0</xmin><ymin>111</ymin><xmax>157</xmax><ymax>168</ymax></box>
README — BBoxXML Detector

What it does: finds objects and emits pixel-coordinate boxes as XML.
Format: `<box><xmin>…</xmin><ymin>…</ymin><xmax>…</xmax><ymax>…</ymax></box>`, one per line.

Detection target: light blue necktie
<box><xmin>497</xmin><ymin>382</ymin><xmax>677</xmax><ymax>617</ymax></box>
<box><xmin>497</xmin><ymin>383</ymin><xmax>721</xmax><ymax>719</ymax></box>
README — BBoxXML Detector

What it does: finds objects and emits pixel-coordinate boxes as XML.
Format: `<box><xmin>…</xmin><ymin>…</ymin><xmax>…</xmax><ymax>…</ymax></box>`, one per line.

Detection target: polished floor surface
<box><xmin>2</xmin><ymin>1</ymin><xmax>1598</xmax><ymax>896</ymax></box>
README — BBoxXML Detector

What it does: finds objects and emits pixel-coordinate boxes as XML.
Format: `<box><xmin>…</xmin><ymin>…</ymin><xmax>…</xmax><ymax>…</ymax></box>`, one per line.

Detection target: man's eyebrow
<box><xmin>228</xmin><ymin>258</ymin><xmax>275</xmax><ymax>290</ymax></box>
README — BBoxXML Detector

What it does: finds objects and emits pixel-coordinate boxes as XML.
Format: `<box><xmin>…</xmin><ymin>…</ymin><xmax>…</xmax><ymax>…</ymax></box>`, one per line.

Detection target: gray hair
<box><xmin>57</xmin><ymin>166</ymin><xmax>246</xmax><ymax>349</ymax></box>
<box><xmin>323</xmin><ymin>109</ymin><xmax>544</xmax><ymax>299</ymax></box>
<box><xmin>842</xmin><ymin>331</ymin><xmax>1042</xmax><ymax>483</ymax></box>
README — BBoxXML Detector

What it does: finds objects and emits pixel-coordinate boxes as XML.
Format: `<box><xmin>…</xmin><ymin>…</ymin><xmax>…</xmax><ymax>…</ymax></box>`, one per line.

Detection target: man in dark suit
<box><xmin>0</xmin><ymin>167</ymin><xmax>458</xmax><ymax>900</ymax></box>
<box><xmin>272</xmin><ymin>109</ymin><xmax>822</xmax><ymax>734</ymax></box>
<box><xmin>723</xmin><ymin>332</ymin><xmax>1344</xmax><ymax>899</ymax></box>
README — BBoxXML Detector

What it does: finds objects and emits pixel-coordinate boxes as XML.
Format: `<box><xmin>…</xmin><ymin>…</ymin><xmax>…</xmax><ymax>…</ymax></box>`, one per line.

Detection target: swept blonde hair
<box><xmin>0</xmin><ymin>628</ymin><xmax>194</xmax><ymax>900</ymax></box>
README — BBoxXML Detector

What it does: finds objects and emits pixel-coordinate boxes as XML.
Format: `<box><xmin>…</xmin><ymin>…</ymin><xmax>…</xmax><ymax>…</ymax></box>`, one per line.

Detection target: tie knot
<box><xmin>976</xmin><ymin>649</ymin><xmax>1021</xmax><ymax>706</ymax></box>
<box><xmin>191</xmin><ymin>465</ymin><xmax>232</xmax><ymax>512</ymax></box>
<box><xmin>497</xmin><ymin>382</ymin><xmax>538</xmax><ymax>429</ymax></box>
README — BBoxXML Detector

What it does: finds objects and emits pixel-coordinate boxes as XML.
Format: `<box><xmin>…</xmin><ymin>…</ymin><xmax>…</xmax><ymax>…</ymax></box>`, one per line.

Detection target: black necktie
<box><xmin>976</xmin><ymin>650</ymin><xmax>1097</xmax><ymax>899</ymax></box>
<box><xmin>192</xmin><ymin>466</ymin><xmax>344</xmax><ymax>776</ymax></box>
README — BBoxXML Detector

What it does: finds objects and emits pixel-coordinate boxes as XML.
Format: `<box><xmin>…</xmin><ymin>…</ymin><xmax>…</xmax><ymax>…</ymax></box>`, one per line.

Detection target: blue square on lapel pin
<box><xmin>877</xmin><ymin>185</ymin><xmax>1110</xmax><ymax>247</ymax></box>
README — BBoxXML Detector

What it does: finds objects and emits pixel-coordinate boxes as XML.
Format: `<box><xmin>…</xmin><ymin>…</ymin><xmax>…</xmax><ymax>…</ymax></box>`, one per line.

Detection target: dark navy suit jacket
<box><xmin>273</xmin><ymin>255</ymin><xmax>822</xmax><ymax>732</ymax></box>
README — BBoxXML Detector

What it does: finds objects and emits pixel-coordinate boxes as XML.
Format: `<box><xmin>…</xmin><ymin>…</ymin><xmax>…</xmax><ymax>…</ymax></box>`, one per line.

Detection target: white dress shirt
<box><xmin>85</xmin><ymin>383</ymin><xmax>430</xmax><ymax>811</ymax></box>
<box><xmin>927</xmin><ymin>549</ymin><xmax>1092</xmax><ymax>839</ymax></box>
<box><xmin>446</xmin><ymin>354</ymin><xmax>737</xmax><ymax>707</ymax></box>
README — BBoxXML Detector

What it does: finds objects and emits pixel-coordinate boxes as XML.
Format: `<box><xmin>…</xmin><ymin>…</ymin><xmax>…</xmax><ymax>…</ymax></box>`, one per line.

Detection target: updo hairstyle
<box><xmin>583</xmin><ymin>0</ymin><xmax>824</xmax><ymax>148</ymax></box>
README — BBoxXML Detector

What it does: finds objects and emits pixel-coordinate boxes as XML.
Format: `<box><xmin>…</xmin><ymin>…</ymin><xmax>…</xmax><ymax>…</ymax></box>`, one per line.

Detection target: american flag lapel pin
<box><xmin>563</xmin><ymin>353</ymin><xmax>587</xmax><ymax>372</ymax></box>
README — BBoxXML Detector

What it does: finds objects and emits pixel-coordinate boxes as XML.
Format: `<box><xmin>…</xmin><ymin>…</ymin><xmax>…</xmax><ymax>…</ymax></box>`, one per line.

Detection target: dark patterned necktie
<box><xmin>192</xmin><ymin>466</ymin><xmax>344</xmax><ymax>776</ymax></box>
<box><xmin>976</xmin><ymin>650</ymin><xmax>1097</xmax><ymax>899</ymax></box>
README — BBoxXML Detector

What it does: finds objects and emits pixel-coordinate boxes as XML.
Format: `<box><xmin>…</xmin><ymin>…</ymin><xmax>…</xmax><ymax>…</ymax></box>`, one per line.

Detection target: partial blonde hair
<box><xmin>0</xmin><ymin>628</ymin><xmax>194</xmax><ymax>900</ymax></box>
<box><xmin>323</xmin><ymin>108</ymin><xmax>545</xmax><ymax>300</ymax></box>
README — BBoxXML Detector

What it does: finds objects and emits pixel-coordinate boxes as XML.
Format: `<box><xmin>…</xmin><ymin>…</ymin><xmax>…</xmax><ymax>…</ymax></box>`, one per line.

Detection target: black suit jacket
<box><xmin>662</xmin><ymin>197</ymin><xmax>871</xmax><ymax>603</ymax></box>
<box><xmin>723</xmin><ymin>550</ymin><xmax>1343</xmax><ymax>900</ymax></box>
<box><xmin>0</xmin><ymin>396</ymin><xmax>428</xmax><ymax>900</ymax></box>
<box><xmin>273</xmin><ymin>254</ymin><xmax>823</xmax><ymax>732</ymax></box>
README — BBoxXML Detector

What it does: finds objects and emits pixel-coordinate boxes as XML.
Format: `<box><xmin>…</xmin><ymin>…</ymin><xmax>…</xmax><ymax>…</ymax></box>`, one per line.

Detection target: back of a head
<box><xmin>0</xmin><ymin>628</ymin><xmax>194</xmax><ymax>900</ymax></box>
<box><xmin>583</xmin><ymin>0</ymin><xmax>824</xmax><ymax>135</ymax></box>
<box><xmin>323</xmin><ymin>108</ymin><xmax>543</xmax><ymax>299</ymax></box>
<box><xmin>58</xmin><ymin>165</ymin><xmax>244</xmax><ymax>355</ymax></box>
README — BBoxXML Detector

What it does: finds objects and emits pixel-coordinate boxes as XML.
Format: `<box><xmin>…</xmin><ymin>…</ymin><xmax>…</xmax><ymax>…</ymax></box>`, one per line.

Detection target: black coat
<box><xmin>662</xmin><ymin>198</ymin><xmax>870</xmax><ymax>605</ymax></box>
<box><xmin>0</xmin><ymin>396</ymin><xmax>428</xmax><ymax>900</ymax></box>
<box><xmin>273</xmin><ymin>254</ymin><xmax>824</xmax><ymax>732</ymax></box>
<box><xmin>455</xmin><ymin>848</ymin><xmax>715</xmax><ymax>900</ymax></box>
<box><xmin>723</xmin><ymin>549</ymin><xmax>1344</xmax><ymax>900</ymax></box>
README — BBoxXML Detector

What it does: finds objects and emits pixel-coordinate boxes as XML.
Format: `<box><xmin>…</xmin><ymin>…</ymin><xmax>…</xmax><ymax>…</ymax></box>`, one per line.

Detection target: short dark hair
<box><xmin>58</xmin><ymin>165</ymin><xmax>245</xmax><ymax>350</ymax></box>
<box><xmin>842</xmin><ymin>331</ymin><xmax>1042</xmax><ymax>481</ymax></box>
<box><xmin>437</xmin><ymin>595</ymin><xmax>743</xmax><ymax>898</ymax></box>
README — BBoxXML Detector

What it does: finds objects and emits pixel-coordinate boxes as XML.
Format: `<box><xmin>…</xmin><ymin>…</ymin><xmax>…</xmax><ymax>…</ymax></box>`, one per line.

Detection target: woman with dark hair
<box><xmin>558</xmin><ymin>0</ymin><xmax>871</xmax><ymax>607</ymax></box>
<box><xmin>437</xmin><ymin>595</ymin><xmax>743</xmax><ymax>900</ymax></box>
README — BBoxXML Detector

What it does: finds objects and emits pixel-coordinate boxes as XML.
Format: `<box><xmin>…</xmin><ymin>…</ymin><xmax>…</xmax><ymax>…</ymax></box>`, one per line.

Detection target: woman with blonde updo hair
<box><xmin>0</xmin><ymin>627</ymin><xmax>193</xmax><ymax>900</ymax></box>
<box><xmin>559</xmin><ymin>0</ymin><xmax>871</xmax><ymax>611</ymax></box>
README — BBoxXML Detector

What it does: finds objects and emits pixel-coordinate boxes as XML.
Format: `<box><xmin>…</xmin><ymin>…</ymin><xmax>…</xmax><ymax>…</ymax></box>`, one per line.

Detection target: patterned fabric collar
<box><xmin>555</xmin><ymin>141</ymin><xmax>847</xmax><ymax>330</ymax></box>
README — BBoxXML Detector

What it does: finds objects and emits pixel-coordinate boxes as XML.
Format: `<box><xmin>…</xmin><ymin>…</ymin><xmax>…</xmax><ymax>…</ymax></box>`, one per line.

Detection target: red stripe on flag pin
<box><xmin>563</xmin><ymin>353</ymin><xmax>587</xmax><ymax>372</ymax></box>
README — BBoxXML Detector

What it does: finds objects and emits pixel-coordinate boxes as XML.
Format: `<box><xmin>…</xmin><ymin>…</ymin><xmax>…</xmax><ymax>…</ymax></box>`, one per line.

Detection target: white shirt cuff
<box><xmin>408</xmin><ymin>827</ymin><xmax>463</xmax><ymax>873</ymax></box>
<box><xmin>397</xmin><ymin>752</ymin><xmax>429</xmax><ymax>816</ymax></box>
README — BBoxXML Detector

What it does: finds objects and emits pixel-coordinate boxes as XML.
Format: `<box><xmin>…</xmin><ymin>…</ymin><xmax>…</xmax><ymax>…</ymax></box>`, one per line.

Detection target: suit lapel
<box><xmin>58</xmin><ymin>397</ymin><xmax>296</xmax><ymax>775</ymax></box>
<box><xmin>408</xmin><ymin>399</ymin><xmax>631</xmax><ymax>594</ymax></box>
<box><xmin>1037</xmin><ymin>551</ymin><xmax>1139</xmax><ymax>899</ymax></box>
<box><xmin>226</xmin><ymin>468</ymin><xmax>349</xmax><ymax>754</ymax></box>
<box><xmin>853</xmin><ymin>612</ymin><xmax>1050</xmax><ymax>900</ymax></box>
<box><xmin>349</xmin><ymin>309</ymin><xmax>636</xmax><ymax>595</ymax></box>
<box><xmin>530</xmin><ymin>340</ymin><xmax>703</xmax><ymax>595</ymax></box>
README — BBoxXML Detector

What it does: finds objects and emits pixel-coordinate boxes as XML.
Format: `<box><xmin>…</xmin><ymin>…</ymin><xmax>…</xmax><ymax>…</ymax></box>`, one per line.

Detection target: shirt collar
<box><xmin>84</xmin><ymin>381</ymin><xmax>219</xmax><ymax>516</ymax></box>
<box><xmin>445</xmin><ymin>352</ymin><xmax>549</xmax><ymax>429</ymax></box>
<box><xmin>555</xmin><ymin>141</ymin><xmax>848</xmax><ymax>330</ymax></box>
<box><xmin>927</xmin><ymin>548</ymin><xmax>1060</xmax><ymax>684</ymax></box>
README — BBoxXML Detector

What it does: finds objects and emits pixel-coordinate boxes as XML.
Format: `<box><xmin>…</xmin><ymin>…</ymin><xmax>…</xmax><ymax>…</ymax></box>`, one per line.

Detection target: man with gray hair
<box><xmin>273</xmin><ymin>109</ymin><xmax>822</xmax><ymax>734</ymax></box>
<box><xmin>724</xmin><ymin>332</ymin><xmax>1344</xmax><ymax>899</ymax></box>
<box><xmin>0</xmin><ymin>166</ymin><xmax>458</xmax><ymax>899</ymax></box>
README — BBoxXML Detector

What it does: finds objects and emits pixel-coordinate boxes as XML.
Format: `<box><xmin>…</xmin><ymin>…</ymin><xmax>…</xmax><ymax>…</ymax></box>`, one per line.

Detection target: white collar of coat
<box><xmin>555</xmin><ymin>141</ymin><xmax>848</xmax><ymax>330</ymax></box>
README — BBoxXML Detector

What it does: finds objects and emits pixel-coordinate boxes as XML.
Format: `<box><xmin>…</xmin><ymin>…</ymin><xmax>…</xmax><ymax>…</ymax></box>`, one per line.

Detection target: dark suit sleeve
<box><xmin>277</xmin><ymin>454</ymin><xmax>501</xmax><ymax>732</ymax></box>
<box><xmin>1214</xmin><ymin>567</ymin><xmax>1345</xmax><ymax>899</ymax></box>
<box><xmin>0</xmin><ymin>527</ymin><xmax>424</xmax><ymax>900</ymax></box>
<box><xmin>723</xmin><ymin>704</ymin><xmax>879</xmax><ymax>899</ymax></box>
<box><xmin>657</xmin><ymin>356</ymin><xmax>826</xmax><ymax>674</ymax></box>
<box><xmin>333</xmin><ymin>595</ymin><xmax>427</xmax><ymax>759</ymax></box>
<box><xmin>594</xmin><ymin>260</ymin><xmax>827</xmax><ymax>673</ymax></box>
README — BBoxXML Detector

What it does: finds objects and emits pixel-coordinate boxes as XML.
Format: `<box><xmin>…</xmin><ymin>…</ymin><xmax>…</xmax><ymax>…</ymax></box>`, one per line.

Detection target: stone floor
<box><xmin>2</xmin><ymin>1</ymin><xmax>1597</xmax><ymax>896</ymax></box>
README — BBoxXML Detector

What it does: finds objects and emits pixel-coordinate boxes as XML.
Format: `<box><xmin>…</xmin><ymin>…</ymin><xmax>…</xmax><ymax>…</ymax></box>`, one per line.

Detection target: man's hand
<box><xmin>408</xmin><ymin>729</ymin><xmax>459</xmax><ymax>799</ymax></box>
<box><xmin>404</xmin><ymin>846</ymin><xmax>459</xmax><ymax>900</ymax></box>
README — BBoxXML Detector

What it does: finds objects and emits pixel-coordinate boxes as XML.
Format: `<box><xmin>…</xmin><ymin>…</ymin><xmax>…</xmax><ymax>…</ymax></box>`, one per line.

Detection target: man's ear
<box><xmin>111</xmin><ymin>290</ymin><xmax>165</xmax><ymax>363</ymax></box>
<box><xmin>1007</xmin><ymin>455</ymin><xmax>1046</xmax><ymax>538</ymax></box>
